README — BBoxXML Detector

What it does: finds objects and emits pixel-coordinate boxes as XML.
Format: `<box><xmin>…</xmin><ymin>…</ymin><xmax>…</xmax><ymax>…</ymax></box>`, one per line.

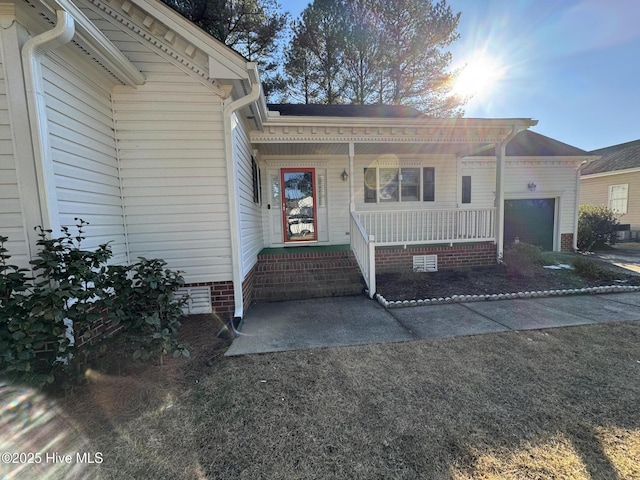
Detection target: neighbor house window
<box><xmin>608</xmin><ymin>184</ymin><xmax>628</xmax><ymax>214</ymax></box>
<box><xmin>364</xmin><ymin>167</ymin><xmax>432</xmax><ymax>203</ymax></box>
<box><xmin>461</xmin><ymin>176</ymin><xmax>471</xmax><ymax>204</ymax></box>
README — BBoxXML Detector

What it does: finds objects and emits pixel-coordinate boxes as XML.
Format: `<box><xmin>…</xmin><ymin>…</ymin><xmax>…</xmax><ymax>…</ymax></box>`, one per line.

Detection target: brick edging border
<box><xmin>373</xmin><ymin>284</ymin><xmax>640</xmax><ymax>308</ymax></box>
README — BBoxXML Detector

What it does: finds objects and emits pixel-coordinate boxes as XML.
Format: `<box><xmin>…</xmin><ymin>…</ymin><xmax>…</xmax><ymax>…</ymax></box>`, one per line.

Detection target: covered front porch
<box><xmin>249</xmin><ymin>105</ymin><xmax>538</xmax><ymax>299</ymax></box>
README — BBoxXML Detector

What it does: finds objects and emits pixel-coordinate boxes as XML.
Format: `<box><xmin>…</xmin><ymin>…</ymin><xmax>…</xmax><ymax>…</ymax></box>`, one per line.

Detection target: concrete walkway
<box><xmin>226</xmin><ymin>292</ymin><xmax>640</xmax><ymax>356</ymax></box>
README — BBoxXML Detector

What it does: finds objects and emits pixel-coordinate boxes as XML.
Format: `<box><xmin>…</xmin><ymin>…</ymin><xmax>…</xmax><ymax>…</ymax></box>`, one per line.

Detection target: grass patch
<box><xmin>572</xmin><ymin>255</ymin><xmax>619</xmax><ymax>281</ymax></box>
<box><xmin>6</xmin><ymin>315</ymin><xmax>639</xmax><ymax>479</ymax></box>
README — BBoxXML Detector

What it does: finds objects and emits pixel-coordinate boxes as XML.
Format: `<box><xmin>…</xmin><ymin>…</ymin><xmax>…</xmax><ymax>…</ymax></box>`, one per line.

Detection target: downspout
<box><xmin>21</xmin><ymin>10</ymin><xmax>75</xmax><ymax>353</ymax></box>
<box><xmin>573</xmin><ymin>160</ymin><xmax>588</xmax><ymax>251</ymax></box>
<box><xmin>223</xmin><ymin>74</ymin><xmax>261</xmax><ymax>319</ymax></box>
<box><xmin>21</xmin><ymin>9</ymin><xmax>75</xmax><ymax>234</ymax></box>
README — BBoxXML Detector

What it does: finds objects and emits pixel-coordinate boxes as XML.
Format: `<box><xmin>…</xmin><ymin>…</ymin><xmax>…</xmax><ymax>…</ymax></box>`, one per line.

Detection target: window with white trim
<box><xmin>251</xmin><ymin>156</ymin><xmax>261</xmax><ymax>204</ymax></box>
<box><xmin>608</xmin><ymin>184</ymin><xmax>628</xmax><ymax>214</ymax></box>
<box><xmin>364</xmin><ymin>167</ymin><xmax>433</xmax><ymax>203</ymax></box>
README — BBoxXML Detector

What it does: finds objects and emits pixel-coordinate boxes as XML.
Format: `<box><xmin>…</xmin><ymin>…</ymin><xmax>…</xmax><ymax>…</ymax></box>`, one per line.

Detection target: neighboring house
<box><xmin>0</xmin><ymin>0</ymin><xmax>594</xmax><ymax>320</ymax></box>
<box><xmin>580</xmin><ymin>139</ymin><xmax>640</xmax><ymax>237</ymax></box>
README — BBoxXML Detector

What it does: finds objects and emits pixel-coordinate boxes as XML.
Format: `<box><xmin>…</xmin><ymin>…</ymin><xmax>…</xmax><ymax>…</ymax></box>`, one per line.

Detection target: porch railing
<box><xmin>356</xmin><ymin>208</ymin><xmax>496</xmax><ymax>246</ymax></box>
<box><xmin>350</xmin><ymin>212</ymin><xmax>376</xmax><ymax>298</ymax></box>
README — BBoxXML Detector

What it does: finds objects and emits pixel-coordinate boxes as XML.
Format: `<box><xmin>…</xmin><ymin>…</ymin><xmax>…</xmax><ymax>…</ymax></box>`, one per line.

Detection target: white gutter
<box><xmin>21</xmin><ymin>9</ymin><xmax>76</xmax><ymax>234</ymax></box>
<box><xmin>223</xmin><ymin>66</ymin><xmax>261</xmax><ymax>319</ymax></box>
<box><xmin>42</xmin><ymin>0</ymin><xmax>145</xmax><ymax>86</ymax></box>
<box><xmin>573</xmin><ymin>160</ymin><xmax>589</xmax><ymax>251</ymax></box>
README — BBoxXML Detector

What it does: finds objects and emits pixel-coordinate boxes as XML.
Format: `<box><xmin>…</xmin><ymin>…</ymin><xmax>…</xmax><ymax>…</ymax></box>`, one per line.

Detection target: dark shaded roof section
<box><xmin>582</xmin><ymin>139</ymin><xmax>640</xmax><ymax>175</ymax></box>
<box><xmin>471</xmin><ymin>130</ymin><xmax>588</xmax><ymax>157</ymax></box>
<box><xmin>267</xmin><ymin>103</ymin><xmax>428</xmax><ymax>119</ymax></box>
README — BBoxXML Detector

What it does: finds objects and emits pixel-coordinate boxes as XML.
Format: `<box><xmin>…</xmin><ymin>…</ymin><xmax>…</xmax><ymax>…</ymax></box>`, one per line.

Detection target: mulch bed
<box><xmin>376</xmin><ymin>264</ymin><xmax>640</xmax><ymax>301</ymax></box>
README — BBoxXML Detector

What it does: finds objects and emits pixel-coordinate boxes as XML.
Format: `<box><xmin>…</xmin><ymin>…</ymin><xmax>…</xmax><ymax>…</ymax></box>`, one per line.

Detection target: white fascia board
<box><xmin>42</xmin><ymin>0</ymin><xmax>145</xmax><ymax>86</ymax></box>
<box><xmin>581</xmin><ymin>166</ymin><xmax>640</xmax><ymax>179</ymax></box>
<box><xmin>128</xmin><ymin>0</ymin><xmax>251</xmax><ymax>81</ymax></box>
<box><xmin>263</xmin><ymin>115</ymin><xmax>537</xmax><ymax>130</ymax></box>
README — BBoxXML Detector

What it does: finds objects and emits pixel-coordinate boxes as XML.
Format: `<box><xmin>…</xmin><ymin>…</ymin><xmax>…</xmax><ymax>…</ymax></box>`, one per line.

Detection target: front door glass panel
<box><xmin>282</xmin><ymin>169</ymin><xmax>317</xmax><ymax>242</ymax></box>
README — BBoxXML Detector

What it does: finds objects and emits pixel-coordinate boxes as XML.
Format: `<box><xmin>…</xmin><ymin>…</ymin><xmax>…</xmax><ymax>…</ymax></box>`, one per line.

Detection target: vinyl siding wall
<box><xmin>581</xmin><ymin>172</ymin><xmax>640</xmax><ymax>230</ymax></box>
<box><xmin>463</xmin><ymin>157</ymin><xmax>580</xmax><ymax>235</ymax></box>
<box><xmin>113</xmin><ymin>68</ymin><xmax>231</xmax><ymax>284</ymax></box>
<box><xmin>233</xmin><ymin>114</ymin><xmax>262</xmax><ymax>277</ymax></box>
<box><xmin>0</xmin><ymin>41</ymin><xmax>30</xmax><ymax>269</ymax></box>
<box><xmin>42</xmin><ymin>52</ymin><xmax>127</xmax><ymax>264</ymax></box>
<box><xmin>80</xmin><ymin>3</ymin><xmax>234</xmax><ymax>284</ymax></box>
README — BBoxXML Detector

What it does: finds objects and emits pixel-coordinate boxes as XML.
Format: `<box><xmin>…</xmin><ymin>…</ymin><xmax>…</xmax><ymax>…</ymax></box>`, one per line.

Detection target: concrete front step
<box><xmin>253</xmin><ymin>252</ymin><xmax>365</xmax><ymax>302</ymax></box>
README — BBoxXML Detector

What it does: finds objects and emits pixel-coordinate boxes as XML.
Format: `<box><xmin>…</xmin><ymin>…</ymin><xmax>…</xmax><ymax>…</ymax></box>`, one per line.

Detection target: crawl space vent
<box><xmin>177</xmin><ymin>286</ymin><xmax>212</xmax><ymax>315</ymax></box>
<box><xmin>413</xmin><ymin>254</ymin><xmax>438</xmax><ymax>272</ymax></box>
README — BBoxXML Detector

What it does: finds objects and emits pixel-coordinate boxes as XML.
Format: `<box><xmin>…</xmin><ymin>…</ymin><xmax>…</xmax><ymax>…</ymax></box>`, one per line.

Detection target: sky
<box><xmin>278</xmin><ymin>0</ymin><xmax>640</xmax><ymax>152</ymax></box>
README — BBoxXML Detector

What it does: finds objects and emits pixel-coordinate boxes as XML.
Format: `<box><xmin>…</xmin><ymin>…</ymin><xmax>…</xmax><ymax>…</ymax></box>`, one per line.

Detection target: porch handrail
<box><xmin>350</xmin><ymin>212</ymin><xmax>376</xmax><ymax>298</ymax></box>
<box><xmin>356</xmin><ymin>207</ymin><xmax>496</xmax><ymax>246</ymax></box>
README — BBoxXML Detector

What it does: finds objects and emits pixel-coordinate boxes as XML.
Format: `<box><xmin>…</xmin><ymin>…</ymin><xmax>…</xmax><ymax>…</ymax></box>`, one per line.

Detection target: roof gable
<box><xmin>83</xmin><ymin>0</ymin><xmax>258</xmax><ymax>94</ymax></box>
<box><xmin>583</xmin><ymin>139</ymin><xmax>640</xmax><ymax>175</ymax></box>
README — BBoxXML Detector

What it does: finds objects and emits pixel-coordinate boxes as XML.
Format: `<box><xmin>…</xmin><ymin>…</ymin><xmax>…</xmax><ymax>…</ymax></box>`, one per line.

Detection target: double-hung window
<box><xmin>608</xmin><ymin>184</ymin><xmax>628</xmax><ymax>214</ymax></box>
<box><xmin>364</xmin><ymin>167</ymin><xmax>434</xmax><ymax>203</ymax></box>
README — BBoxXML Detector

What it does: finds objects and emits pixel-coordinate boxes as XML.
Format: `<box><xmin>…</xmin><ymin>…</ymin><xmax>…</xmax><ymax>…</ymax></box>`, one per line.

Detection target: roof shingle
<box><xmin>473</xmin><ymin>130</ymin><xmax>588</xmax><ymax>157</ymax></box>
<box><xmin>582</xmin><ymin>139</ymin><xmax>640</xmax><ymax>175</ymax></box>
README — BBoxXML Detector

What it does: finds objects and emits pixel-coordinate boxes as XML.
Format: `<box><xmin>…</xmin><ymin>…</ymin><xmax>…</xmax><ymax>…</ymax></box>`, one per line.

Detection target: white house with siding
<box><xmin>0</xmin><ymin>0</ymin><xmax>593</xmax><ymax>320</ymax></box>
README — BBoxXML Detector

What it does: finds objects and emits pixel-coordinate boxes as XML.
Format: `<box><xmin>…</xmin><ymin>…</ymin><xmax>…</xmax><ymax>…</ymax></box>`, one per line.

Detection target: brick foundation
<box><xmin>242</xmin><ymin>265</ymin><xmax>256</xmax><ymax>314</ymax></box>
<box><xmin>375</xmin><ymin>242</ymin><xmax>497</xmax><ymax>273</ymax></box>
<box><xmin>75</xmin><ymin>309</ymin><xmax>123</xmax><ymax>349</ymax></box>
<box><xmin>182</xmin><ymin>280</ymin><xmax>236</xmax><ymax>318</ymax></box>
<box><xmin>560</xmin><ymin>233</ymin><xmax>574</xmax><ymax>252</ymax></box>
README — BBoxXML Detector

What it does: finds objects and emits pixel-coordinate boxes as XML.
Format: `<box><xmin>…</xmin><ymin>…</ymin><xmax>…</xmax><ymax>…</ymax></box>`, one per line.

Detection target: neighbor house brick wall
<box><xmin>560</xmin><ymin>233</ymin><xmax>574</xmax><ymax>252</ymax></box>
<box><xmin>375</xmin><ymin>242</ymin><xmax>497</xmax><ymax>273</ymax></box>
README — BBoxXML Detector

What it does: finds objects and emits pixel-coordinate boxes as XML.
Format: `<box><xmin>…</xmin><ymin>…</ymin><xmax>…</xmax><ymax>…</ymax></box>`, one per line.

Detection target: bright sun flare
<box><xmin>452</xmin><ymin>55</ymin><xmax>504</xmax><ymax>100</ymax></box>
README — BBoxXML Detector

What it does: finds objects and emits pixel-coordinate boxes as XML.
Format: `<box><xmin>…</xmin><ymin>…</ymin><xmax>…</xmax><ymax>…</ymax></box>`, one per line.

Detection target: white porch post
<box><xmin>495</xmin><ymin>140</ymin><xmax>506</xmax><ymax>261</ymax></box>
<box><xmin>349</xmin><ymin>142</ymin><xmax>355</xmax><ymax>212</ymax></box>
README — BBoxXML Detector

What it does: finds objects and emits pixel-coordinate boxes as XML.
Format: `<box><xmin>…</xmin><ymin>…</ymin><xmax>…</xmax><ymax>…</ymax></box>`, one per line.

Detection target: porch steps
<box><xmin>252</xmin><ymin>250</ymin><xmax>365</xmax><ymax>302</ymax></box>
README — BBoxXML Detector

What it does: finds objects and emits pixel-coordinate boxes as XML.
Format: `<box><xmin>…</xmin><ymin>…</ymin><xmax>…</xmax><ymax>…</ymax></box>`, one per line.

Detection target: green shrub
<box><xmin>0</xmin><ymin>220</ymin><xmax>188</xmax><ymax>389</ymax></box>
<box><xmin>107</xmin><ymin>258</ymin><xmax>188</xmax><ymax>364</ymax></box>
<box><xmin>503</xmin><ymin>242</ymin><xmax>544</xmax><ymax>278</ymax></box>
<box><xmin>572</xmin><ymin>255</ymin><xmax>617</xmax><ymax>281</ymax></box>
<box><xmin>577</xmin><ymin>204</ymin><xmax>619</xmax><ymax>251</ymax></box>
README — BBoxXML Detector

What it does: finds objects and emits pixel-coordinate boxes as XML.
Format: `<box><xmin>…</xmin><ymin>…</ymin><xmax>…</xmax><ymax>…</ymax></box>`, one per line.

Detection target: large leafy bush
<box><xmin>0</xmin><ymin>220</ymin><xmax>188</xmax><ymax>388</ymax></box>
<box><xmin>577</xmin><ymin>204</ymin><xmax>619</xmax><ymax>251</ymax></box>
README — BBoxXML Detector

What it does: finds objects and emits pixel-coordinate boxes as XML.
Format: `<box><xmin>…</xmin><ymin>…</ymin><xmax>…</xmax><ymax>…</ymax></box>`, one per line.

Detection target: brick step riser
<box><xmin>253</xmin><ymin>253</ymin><xmax>365</xmax><ymax>302</ymax></box>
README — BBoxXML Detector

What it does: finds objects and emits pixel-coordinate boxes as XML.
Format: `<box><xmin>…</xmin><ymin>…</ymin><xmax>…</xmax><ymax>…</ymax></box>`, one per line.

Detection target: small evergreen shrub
<box><xmin>577</xmin><ymin>204</ymin><xmax>619</xmax><ymax>251</ymax></box>
<box><xmin>0</xmin><ymin>220</ymin><xmax>188</xmax><ymax>389</ymax></box>
<box><xmin>503</xmin><ymin>242</ymin><xmax>544</xmax><ymax>278</ymax></box>
<box><xmin>572</xmin><ymin>256</ymin><xmax>617</xmax><ymax>281</ymax></box>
